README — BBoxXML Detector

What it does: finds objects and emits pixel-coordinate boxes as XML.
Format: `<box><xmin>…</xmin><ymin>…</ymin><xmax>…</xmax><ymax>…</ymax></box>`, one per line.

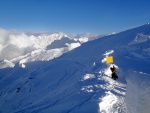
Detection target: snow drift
<box><xmin>126</xmin><ymin>71</ymin><xmax>150</xmax><ymax>113</ymax></box>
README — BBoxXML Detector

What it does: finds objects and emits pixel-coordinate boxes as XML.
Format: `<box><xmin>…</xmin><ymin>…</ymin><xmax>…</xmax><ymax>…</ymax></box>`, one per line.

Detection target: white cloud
<box><xmin>0</xmin><ymin>29</ymin><xmax>36</xmax><ymax>60</ymax></box>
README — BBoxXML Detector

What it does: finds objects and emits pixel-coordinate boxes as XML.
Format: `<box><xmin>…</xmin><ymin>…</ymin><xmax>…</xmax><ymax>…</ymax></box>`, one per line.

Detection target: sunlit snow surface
<box><xmin>0</xmin><ymin>24</ymin><xmax>150</xmax><ymax>113</ymax></box>
<box><xmin>81</xmin><ymin>51</ymin><xmax>126</xmax><ymax>113</ymax></box>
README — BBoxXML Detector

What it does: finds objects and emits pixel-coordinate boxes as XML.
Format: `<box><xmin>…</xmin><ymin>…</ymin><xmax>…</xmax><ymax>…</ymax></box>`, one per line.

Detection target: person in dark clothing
<box><xmin>110</xmin><ymin>65</ymin><xmax>118</xmax><ymax>80</ymax></box>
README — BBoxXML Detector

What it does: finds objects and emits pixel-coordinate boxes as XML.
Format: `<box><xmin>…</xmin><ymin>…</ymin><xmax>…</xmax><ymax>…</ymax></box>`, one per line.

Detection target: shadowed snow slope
<box><xmin>0</xmin><ymin>23</ymin><xmax>150</xmax><ymax>113</ymax></box>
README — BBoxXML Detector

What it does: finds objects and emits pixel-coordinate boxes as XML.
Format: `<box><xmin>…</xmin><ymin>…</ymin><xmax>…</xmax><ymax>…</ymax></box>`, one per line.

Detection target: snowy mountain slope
<box><xmin>125</xmin><ymin>71</ymin><xmax>150</xmax><ymax>113</ymax></box>
<box><xmin>0</xmin><ymin>30</ymin><xmax>67</xmax><ymax>60</ymax></box>
<box><xmin>0</xmin><ymin>23</ymin><xmax>150</xmax><ymax>113</ymax></box>
<box><xmin>0</xmin><ymin>31</ymin><xmax>80</xmax><ymax>69</ymax></box>
<box><xmin>0</xmin><ymin>29</ymin><xmax>102</xmax><ymax>69</ymax></box>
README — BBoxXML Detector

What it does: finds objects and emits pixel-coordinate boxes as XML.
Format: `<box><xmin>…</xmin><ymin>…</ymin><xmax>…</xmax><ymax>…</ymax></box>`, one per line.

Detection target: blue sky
<box><xmin>0</xmin><ymin>0</ymin><xmax>150</xmax><ymax>34</ymax></box>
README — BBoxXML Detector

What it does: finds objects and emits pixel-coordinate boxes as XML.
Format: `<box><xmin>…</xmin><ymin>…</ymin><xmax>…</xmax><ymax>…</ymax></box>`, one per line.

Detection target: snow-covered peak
<box><xmin>0</xmin><ymin>30</ymin><xmax>70</xmax><ymax>61</ymax></box>
<box><xmin>29</xmin><ymin>32</ymin><xmax>68</xmax><ymax>49</ymax></box>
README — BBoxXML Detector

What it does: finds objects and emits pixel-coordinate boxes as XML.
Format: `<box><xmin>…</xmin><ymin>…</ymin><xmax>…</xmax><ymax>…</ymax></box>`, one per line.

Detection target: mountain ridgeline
<box><xmin>0</xmin><ymin>23</ymin><xmax>150</xmax><ymax>113</ymax></box>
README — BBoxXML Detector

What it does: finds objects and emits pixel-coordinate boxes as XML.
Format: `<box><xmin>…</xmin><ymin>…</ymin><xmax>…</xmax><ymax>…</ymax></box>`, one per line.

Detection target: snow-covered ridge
<box><xmin>68</xmin><ymin>33</ymin><xmax>104</xmax><ymax>43</ymax></box>
<box><xmin>0</xmin><ymin>23</ymin><xmax>150</xmax><ymax>113</ymax></box>
<box><xmin>0</xmin><ymin>29</ymin><xmax>102</xmax><ymax>69</ymax></box>
<box><xmin>0</xmin><ymin>29</ymin><xmax>68</xmax><ymax>60</ymax></box>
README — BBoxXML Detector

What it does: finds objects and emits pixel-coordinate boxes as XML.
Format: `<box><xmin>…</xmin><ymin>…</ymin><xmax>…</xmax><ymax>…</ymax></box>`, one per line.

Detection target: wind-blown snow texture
<box><xmin>0</xmin><ymin>23</ymin><xmax>150</xmax><ymax>113</ymax></box>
